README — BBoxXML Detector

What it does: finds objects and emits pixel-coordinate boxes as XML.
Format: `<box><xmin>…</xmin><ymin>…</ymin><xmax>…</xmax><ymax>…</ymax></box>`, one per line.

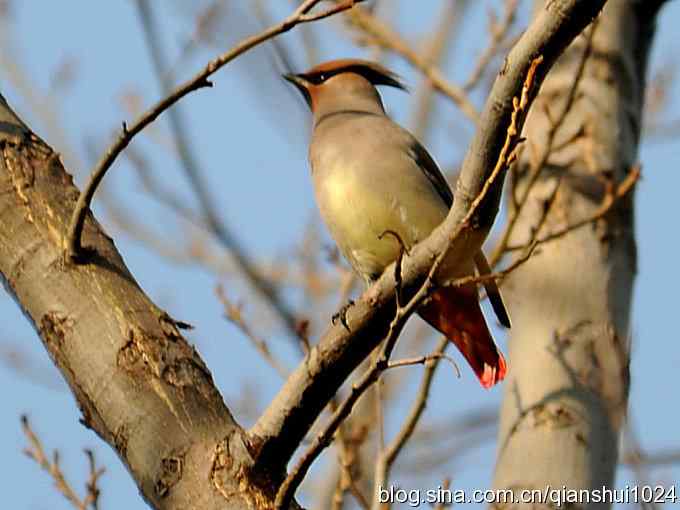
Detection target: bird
<box><xmin>284</xmin><ymin>59</ymin><xmax>509</xmax><ymax>388</ymax></box>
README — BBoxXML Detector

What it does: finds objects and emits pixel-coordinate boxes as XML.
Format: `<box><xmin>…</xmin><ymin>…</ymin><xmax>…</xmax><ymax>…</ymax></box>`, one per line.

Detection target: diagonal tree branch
<box><xmin>0</xmin><ymin>96</ymin><xmax>284</xmax><ymax>509</ymax></box>
<box><xmin>250</xmin><ymin>0</ymin><xmax>608</xmax><ymax>479</ymax></box>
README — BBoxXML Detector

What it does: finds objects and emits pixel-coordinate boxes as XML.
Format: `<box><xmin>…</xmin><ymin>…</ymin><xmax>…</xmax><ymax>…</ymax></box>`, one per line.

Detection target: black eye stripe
<box><xmin>304</xmin><ymin>72</ymin><xmax>332</xmax><ymax>84</ymax></box>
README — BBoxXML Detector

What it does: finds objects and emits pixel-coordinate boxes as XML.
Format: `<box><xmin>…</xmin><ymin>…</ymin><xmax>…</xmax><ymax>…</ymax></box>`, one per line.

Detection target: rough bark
<box><xmin>492</xmin><ymin>0</ymin><xmax>660</xmax><ymax>507</ymax></box>
<box><xmin>0</xmin><ymin>96</ymin><xmax>274</xmax><ymax>509</ymax></box>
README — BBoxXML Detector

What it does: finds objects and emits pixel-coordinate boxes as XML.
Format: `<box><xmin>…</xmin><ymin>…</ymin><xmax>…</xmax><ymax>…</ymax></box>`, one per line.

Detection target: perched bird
<box><xmin>284</xmin><ymin>59</ymin><xmax>509</xmax><ymax>388</ymax></box>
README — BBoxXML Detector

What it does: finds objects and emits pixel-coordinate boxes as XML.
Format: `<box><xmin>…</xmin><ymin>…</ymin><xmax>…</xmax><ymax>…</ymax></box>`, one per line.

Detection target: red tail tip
<box><xmin>479</xmin><ymin>353</ymin><xmax>507</xmax><ymax>389</ymax></box>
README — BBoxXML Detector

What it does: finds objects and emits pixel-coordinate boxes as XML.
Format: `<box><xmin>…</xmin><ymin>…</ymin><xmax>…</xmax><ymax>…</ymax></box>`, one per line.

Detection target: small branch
<box><xmin>133</xmin><ymin>0</ymin><xmax>308</xmax><ymax>345</ymax></box>
<box><xmin>330</xmin><ymin>411</ymin><xmax>371</xmax><ymax>510</ymax></box>
<box><xmin>621</xmin><ymin>448</ymin><xmax>680</xmax><ymax>468</ymax></box>
<box><xmin>347</xmin><ymin>6</ymin><xmax>479</xmax><ymax>122</ymax></box>
<box><xmin>622</xmin><ymin>422</ymin><xmax>662</xmax><ymax>510</ymax></box>
<box><xmin>83</xmin><ymin>450</ymin><xmax>104</xmax><ymax>510</ymax></box>
<box><xmin>371</xmin><ymin>337</ymin><xmax>451</xmax><ymax>508</ymax></box>
<box><xmin>275</xmin><ymin>257</ymin><xmax>437</xmax><ymax>509</ymax></box>
<box><xmin>386</xmin><ymin>351</ymin><xmax>456</xmax><ymax>371</ymax></box>
<box><xmin>505</xmin><ymin>165</ymin><xmax>640</xmax><ymax>252</ymax></box>
<box><xmin>65</xmin><ymin>0</ymin><xmax>363</xmax><ymax>261</ymax></box>
<box><xmin>434</xmin><ymin>479</ymin><xmax>453</xmax><ymax>510</ymax></box>
<box><xmin>450</xmin><ymin>239</ymin><xmax>537</xmax><ymax>290</ymax></box>
<box><xmin>408</xmin><ymin>0</ymin><xmax>467</xmax><ymax>140</ymax></box>
<box><xmin>463</xmin><ymin>0</ymin><xmax>519</xmax><ymax>92</ymax></box>
<box><xmin>386</xmin><ymin>338</ymin><xmax>452</xmax><ymax>461</ymax></box>
<box><xmin>22</xmin><ymin>415</ymin><xmax>105</xmax><ymax>510</ymax></box>
<box><xmin>216</xmin><ymin>285</ymin><xmax>290</xmax><ymax>379</ymax></box>
<box><xmin>299</xmin><ymin>0</ymin><xmax>360</xmax><ymax>23</ymax></box>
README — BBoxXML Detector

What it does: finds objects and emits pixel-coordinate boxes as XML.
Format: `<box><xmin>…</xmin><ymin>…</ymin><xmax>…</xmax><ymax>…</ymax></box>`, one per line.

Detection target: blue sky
<box><xmin>1</xmin><ymin>1</ymin><xmax>679</xmax><ymax>508</ymax></box>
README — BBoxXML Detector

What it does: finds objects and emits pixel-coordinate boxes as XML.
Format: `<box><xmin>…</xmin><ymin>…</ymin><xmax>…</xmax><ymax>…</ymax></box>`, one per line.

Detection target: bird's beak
<box><xmin>283</xmin><ymin>73</ymin><xmax>312</xmax><ymax>108</ymax></box>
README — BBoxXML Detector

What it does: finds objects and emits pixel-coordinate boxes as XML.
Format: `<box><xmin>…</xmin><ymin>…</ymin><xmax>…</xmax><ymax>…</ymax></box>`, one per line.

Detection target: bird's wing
<box><xmin>473</xmin><ymin>251</ymin><xmax>511</xmax><ymax>328</ymax></box>
<box><xmin>407</xmin><ymin>139</ymin><xmax>454</xmax><ymax>208</ymax></box>
<box><xmin>405</xmin><ymin>132</ymin><xmax>511</xmax><ymax>329</ymax></box>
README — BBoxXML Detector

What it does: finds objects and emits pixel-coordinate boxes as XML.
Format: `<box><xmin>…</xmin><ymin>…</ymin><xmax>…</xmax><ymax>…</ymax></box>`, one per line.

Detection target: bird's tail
<box><xmin>418</xmin><ymin>286</ymin><xmax>507</xmax><ymax>388</ymax></box>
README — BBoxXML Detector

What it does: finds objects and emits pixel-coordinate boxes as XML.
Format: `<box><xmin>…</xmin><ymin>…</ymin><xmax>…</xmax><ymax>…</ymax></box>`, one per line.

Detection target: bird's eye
<box><xmin>307</xmin><ymin>72</ymin><xmax>328</xmax><ymax>85</ymax></box>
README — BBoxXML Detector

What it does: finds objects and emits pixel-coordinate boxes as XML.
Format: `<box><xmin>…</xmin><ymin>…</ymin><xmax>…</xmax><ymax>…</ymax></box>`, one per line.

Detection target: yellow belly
<box><xmin>315</xmin><ymin>168</ymin><xmax>447</xmax><ymax>279</ymax></box>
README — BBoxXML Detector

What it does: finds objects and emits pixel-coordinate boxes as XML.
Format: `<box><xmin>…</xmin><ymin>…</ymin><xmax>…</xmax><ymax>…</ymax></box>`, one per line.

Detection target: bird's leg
<box><xmin>332</xmin><ymin>300</ymin><xmax>355</xmax><ymax>332</ymax></box>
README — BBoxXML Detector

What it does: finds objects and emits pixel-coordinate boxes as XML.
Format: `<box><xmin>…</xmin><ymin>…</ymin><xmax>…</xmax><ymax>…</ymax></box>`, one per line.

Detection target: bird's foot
<box><xmin>332</xmin><ymin>300</ymin><xmax>355</xmax><ymax>332</ymax></box>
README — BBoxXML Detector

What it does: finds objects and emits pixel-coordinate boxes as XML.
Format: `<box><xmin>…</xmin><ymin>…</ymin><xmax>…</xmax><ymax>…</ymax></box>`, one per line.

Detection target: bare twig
<box><xmin>463</xmin><ymin>0</ymin><xmax>519</xmax><ymax>91</ymax></box>
<box><xmin>65</xmin><ymin>0</ymin><xmax>362</xmax><ymax>261</ymax></box>
<box><xmin>347</xmin><ymin>5</ymin><xmax>479</xmax><ymax>122</ymax></box>
<box><xmin>330</xmin><ymin>437</ymin><xmax>370</xmax><ymax>510</ymax></box>
<box><xmin>623</xmin><ymin>421</ymin><xmax>662</xmax><ymax>510</ymax></box>
<box><xmin>216</xmin><ymin>285</ymin><xmax>289</xmax><ymax>379</ymax></box>
<box><xmin>275</xmin><ymin>253</ymin><xmax>438</xmax><ymax>509</ymax></box>
<box><xmin>434</xmin><ymin>479</ymin><xmax>453</xmax><ymax>510</ymax></box>
<box><xmin>328</xmin><ymin>394</ymin><xmax>371</xmax><ymax>510</ymax></box>
<box><xmin>621</xmin><ymin>449</ymin><xmax>680</xmax><ymax>468</ymax></box>
<box><xmin>505</xmin><ymin>165</ymin><xmax>640</xmax><ymax>252</ymax></box>
<box><xmin>373</xmin><ymin>337</ymin><xmax>458</xmax><ymax>510</ymax></box>
<box><xmin>408</xmin><ymin>0</ymin><xmax>468</xmax><ymax>140</ymax></box>
<box><xmin>375</xmin><ymin>357</ymin><xmax>385</xmax><ymax>452</ymax></box>
<box><xmin>386</xmin><ymin>352</ymin><xmax>457</xmax><ymax>371</ymax></box>
<box><xmin>449</xmin><ymin>239</ymin><xmax>537</xmax><ymax>290</ymax></box>
<box><xmin>397</xmin><ymin>409</ymin><xmax>498</xmax><ymax>474</ymax></box>
<box><xmin>409</xmin><ymin>406</ymin><xmax>497</xmax><ymax>445</ymax></box>
<box><xmin>83</xmin><ymin>449</ymin><xmax>104</xmax><ymax>510</ymax></box>
<box><xmin>21</xmin><ymin>416</ymin><xmax>105</xmax><ymax>510</ymax></box>
<box><xmin>131</xmin><ymin>0</ymin><xmax>306</xmax><ymax>344</ymax></box>
<box><xmin>371</xmin><ymin>336</ymin><xmax>451</xmax><ymax>508</ymax></box>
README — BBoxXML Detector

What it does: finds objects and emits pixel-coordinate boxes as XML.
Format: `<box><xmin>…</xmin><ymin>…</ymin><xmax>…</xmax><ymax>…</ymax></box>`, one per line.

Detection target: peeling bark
<box><xmin>0</xmin><ymin>96</ymin><xmax>275</xmax><ymax>509</ymax></box>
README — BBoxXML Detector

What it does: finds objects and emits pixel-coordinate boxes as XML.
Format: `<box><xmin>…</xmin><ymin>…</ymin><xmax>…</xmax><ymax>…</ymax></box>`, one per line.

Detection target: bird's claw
<box><xmin>332</xmin><ymin>300</ymin><xmax>355</xmax><ymax>332</ymax></box>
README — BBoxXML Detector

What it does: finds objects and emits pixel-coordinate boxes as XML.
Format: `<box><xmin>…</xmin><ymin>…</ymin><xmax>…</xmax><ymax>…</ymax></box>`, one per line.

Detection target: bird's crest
<box><xmin>299</xmin><ymin>59</ymin><xmax>405</xmax><ymax>90</ymax></box>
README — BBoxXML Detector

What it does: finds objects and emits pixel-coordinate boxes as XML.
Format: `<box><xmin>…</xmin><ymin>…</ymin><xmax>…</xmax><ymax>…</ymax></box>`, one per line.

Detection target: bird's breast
<box><xmin>312</xmin><ymin>159</ymin><xmax>446</xmax><ymax>279</ymax></box>
<box><xmin>308</xmin><ymin>114</ymin><xmax>450</xmax><ymax>279</ymax></box>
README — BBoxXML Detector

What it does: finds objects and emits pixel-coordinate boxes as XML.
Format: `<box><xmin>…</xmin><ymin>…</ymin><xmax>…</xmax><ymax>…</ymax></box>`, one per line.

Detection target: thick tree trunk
<box><xmin>492</xmin><ymin>1</ymin><xmax>658</xmax><ymax>507</ymax></box>
<box><xmin>0</xmin><ymin>96</ymin><xmax>272</xmax><ymax>509</ymax></box>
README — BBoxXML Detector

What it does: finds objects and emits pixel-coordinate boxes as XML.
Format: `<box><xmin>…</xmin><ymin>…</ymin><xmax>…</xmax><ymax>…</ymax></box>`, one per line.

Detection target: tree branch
<box><xmin>65</xmin><ymin>0</ymin><xmax>363</xmax><ymax>262</ymax></box>
<box><xmin>371</xmin><ymin>336</ymin><xmax>450</xmax><ymax>507</ymax></box>
<box><xmin>347</xmin><ymin>5</ymin><xmax>479</xmax><ymax>123</ymax></box>
<box><xmin>505</xmin><ymin>164</ymin><xmax>640</xmax><ymax>252</ymax></box>
<box><xmin>276</xmin><ymin>239</ymin><xmax>449</xmax><ymax>508</ymax></box>
<box><xmin>250</xmin><ymin>0</ymin><xmax>607</xmax><ymax>478</ymax></box>
<box><xmin>462</xmin><ymin>0</ymin><xmax>519</xmax><ymax>92</ymax></box>
<box><xmin>133</xmin><ymin>0</ymin><xmax>305</xmax><ymax>344</ymax></box>
<box><xmin>0</xmin><ymin>96</ymin><xmax>271</xmax><ymax>509</ymax></box>
<box><xmin>21</xmin><ymin>415</ymin><xmax>105</xmax><ymax>510</ymax></box>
